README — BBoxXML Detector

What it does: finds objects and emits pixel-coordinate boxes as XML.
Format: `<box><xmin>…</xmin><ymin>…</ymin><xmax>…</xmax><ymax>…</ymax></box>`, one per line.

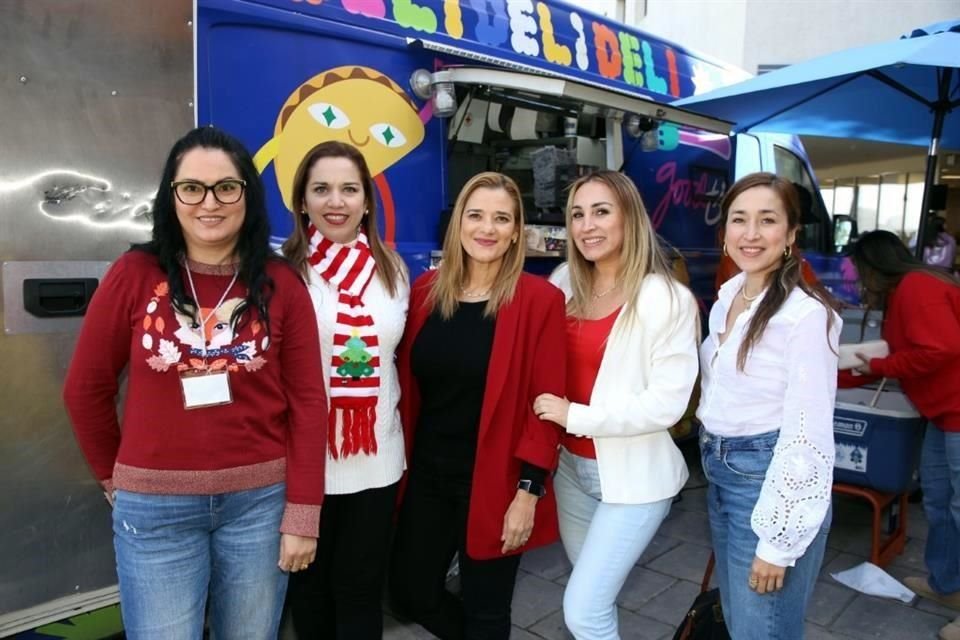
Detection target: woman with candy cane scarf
<box><xmin>281</xmin><ymin>141</ymin><xmax>409</xmax><ymax>639</ymax></box>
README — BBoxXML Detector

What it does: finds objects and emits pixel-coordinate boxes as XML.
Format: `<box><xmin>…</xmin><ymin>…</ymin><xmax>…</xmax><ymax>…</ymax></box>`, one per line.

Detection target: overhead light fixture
<box><xmin>625</xmin><ymin>114</ymin><xmax>657</xmax><ymax>139</ymax></box>
<box><xmin>429</xmin><ymin>70</ymin><xmax>458</xmax><ymax>118</ymax></box>
<box><xmin>409</xmin><ymin>68</ymin><xmax>458</xmax><ymax>117</ymax></box>
<box><xmin>409</xmin><ymin>69</ymin><xmax>433</xmax><ymax>100</ymax></box>
<box><xmin>641</xmin><ymin>128</ymin><xmax>661</xmax><ymax>152</ymax></box>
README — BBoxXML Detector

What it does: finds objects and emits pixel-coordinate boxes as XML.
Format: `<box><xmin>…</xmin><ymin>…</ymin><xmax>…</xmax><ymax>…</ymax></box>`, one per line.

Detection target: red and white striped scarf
<box><xmin>307</xmin><ymin>224</ymin><xmax>379</xmax><ymax>459</ymax></box>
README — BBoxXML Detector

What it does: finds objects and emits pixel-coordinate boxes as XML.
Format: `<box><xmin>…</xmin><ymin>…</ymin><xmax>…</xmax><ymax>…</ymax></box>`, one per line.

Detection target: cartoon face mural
<box><xmin>254</xmin><ymin>66</ymin><xmax>427</xmax><ymax>212</ymax></box>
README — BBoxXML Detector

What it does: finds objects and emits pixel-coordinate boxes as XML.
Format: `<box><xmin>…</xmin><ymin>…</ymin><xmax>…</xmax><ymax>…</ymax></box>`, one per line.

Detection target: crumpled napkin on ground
<box><xmin>830</xmin><ymin>562</ymin><xmax>915</xmax><ymax>603</ymax></box>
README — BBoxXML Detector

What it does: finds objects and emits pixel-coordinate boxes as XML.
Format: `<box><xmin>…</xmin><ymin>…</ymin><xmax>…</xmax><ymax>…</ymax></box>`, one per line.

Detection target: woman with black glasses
<box><xmin>63</xmin><ymin>126</ymin><xmax>328</xmax><ymax>639</ymax></box>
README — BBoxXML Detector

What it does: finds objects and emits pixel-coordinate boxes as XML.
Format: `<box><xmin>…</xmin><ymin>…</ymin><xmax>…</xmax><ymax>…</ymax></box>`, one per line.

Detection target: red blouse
<box><xmin>563</xmin><ymin>307</ymin><xmax>621</xmax><ymax>458</ymax></box>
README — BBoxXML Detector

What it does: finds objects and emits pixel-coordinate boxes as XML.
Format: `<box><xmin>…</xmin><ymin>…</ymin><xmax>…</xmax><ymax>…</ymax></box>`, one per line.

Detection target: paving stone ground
<box><xmin>378</xmin><ymin>442</ymin><xmax>954</xmax><ymax>639</ymax></box>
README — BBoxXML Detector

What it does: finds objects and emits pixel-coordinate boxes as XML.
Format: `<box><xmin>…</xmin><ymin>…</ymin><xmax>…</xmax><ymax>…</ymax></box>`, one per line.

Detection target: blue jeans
<box><xmin>554</xmin><ymin>449</ymin><xmax>672</xmax><ymax>640</ymax></box>
<box><xmin>921</xmin><ymin>422</ymin><xmax>960</xmax><ymax>594</ymax></box>
<box><xmin>700</xmin><ymin>428</ymin><xmax>829</xmax><ymax>640</ymax></box>
<box><xmin>112</xmin><ymin>482</ymin><xmax>288</xmax><ymax>640</ymax></box>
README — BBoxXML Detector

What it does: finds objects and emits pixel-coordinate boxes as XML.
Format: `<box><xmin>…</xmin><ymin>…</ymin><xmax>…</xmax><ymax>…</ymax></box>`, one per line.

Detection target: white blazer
<box><xmin>551</xmin><ymin>264</ymin><xmax>699</xmax><ymax>504</ymax></box>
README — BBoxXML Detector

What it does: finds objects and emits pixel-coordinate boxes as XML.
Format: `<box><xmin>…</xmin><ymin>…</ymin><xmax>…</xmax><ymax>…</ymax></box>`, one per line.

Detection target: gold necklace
<box><xmin>593</xmin><ymin>283</ymin><xmax>619</xmax><ymax>300</ymax></box>
<box><xmin>461</xmin><ymin>287</ymin><xmax>491</xmax><ymax>299</ymax></box>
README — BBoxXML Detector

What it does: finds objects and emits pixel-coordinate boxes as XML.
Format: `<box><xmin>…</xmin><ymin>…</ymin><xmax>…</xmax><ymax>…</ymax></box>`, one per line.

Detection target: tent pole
<box><xmin>914</xmin><ymin>68</ymin><xmax>952</xmax><ymax>259</ymax></box>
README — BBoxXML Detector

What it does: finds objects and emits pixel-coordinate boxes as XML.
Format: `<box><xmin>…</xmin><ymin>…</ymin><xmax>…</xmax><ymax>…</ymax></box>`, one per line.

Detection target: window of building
<box><xmin>757</xmin><ymin>64</ymin><xmax>787</xmax><ymax>74</ymax></box>
<box><xmin>818</xmin><ymin>174</ymin><xmax>925</xmax><ymax>243</ymax></box>
<box><xmin>856</xmin><ymin>177</ymin><xmax>880</xmax><ymax>232</ymax></box>
<box><xmin>877</xmin><ymin>174</ymin><xmax>907</xmax><ymax>235</ymax></box>
<box><xmin>905</xmin><ymin>179</ymin><xmax>926</xmax><ymax>239</ymax></box>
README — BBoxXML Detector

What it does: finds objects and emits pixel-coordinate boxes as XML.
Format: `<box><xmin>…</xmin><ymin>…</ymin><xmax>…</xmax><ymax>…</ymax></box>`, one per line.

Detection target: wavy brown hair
<box><xmin>281</xmin><ymin>141</ymin><xmax>402</xmax><ymax>296</ymax></box>
<box><xmin>428</xmin><ymin>172</ymin><xmax>524</xmax><ymax>319</ymax></box>
<box><xmin>720</xmin><ymin>172</ymin><xmax>839</xmax><ymax>370</ymax></box>
<box><xmin>564</xmin><ymin>170</ymin><xmax>678</xmax><ymax>322</ymax></box>
<box><xmin>852</xmin><ymin>229</ymin><xmax>960</xmax><ymax>312</ymax></box>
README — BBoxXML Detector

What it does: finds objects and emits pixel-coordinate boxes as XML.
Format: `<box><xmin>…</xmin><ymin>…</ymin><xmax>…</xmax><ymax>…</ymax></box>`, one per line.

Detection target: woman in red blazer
<box><xmin>389</xmin><ymin>172</ymin><xmax>566</xmax><ymax>639</ymax></box>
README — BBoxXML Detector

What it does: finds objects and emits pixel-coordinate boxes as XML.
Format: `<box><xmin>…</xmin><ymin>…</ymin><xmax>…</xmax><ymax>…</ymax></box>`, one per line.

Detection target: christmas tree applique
<box><xmin>338</xmin><ymin>333</ymin><xmax>374</xmax><ymax>380</ymax></box>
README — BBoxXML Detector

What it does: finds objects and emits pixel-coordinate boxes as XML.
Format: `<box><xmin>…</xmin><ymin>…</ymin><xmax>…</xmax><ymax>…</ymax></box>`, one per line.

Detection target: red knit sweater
<box><xmin>841</xmin><ymin>272</ymin><xmax>960</xmax><ymax>430</ymax></box>
<box><xmin>63</xmin><ymin>251</ymin><xmax>328</xmax><ymax>536</ymax></box>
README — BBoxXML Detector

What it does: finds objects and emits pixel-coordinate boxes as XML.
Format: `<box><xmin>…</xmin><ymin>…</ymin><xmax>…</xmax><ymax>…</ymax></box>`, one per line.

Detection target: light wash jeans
<box><xmin>112</xmin><ymin>482</ymin><xmax>288</xmax><ymax>640</ymax></box>
<box><xmin>554</xmin><ymin>449</ymin><xmax>672</xmax><ymax>640</ymax></box>
<box><xmin>700</xmin><ymin>428</ymin><xmax>829</xmax><ymax>640</ymax></box>
<box><xmin>920</xmin><ymin>422</ymin><xmax>960</xmax><ymax>594</ymax></box>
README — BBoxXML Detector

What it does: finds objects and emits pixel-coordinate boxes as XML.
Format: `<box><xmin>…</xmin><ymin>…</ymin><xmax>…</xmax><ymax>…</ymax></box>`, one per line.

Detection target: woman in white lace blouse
<box><xmin>697</xmin><ymin>173</ymin><xmax>840</xmax><ymax>639</ymax></box>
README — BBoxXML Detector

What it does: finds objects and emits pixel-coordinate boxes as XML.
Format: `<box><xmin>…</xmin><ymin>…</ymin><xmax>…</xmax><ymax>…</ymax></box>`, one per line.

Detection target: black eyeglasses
<box><xmin>171</xmin><ymin>179</ymin><xmax>247</xmax><ymax>205</ymax></box>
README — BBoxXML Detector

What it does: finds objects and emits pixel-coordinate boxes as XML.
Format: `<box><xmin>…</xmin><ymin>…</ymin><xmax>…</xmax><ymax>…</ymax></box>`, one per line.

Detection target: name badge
<box><xmin>180</xmin><ymin>369</ymin><xmax>233</xmax><ymax>409</ymax></box>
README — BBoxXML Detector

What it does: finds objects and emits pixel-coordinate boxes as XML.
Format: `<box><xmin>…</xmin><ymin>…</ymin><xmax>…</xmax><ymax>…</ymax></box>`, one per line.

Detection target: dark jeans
<box><xmin>287</xmin><ymin>482</ymin><xmax>398</xmax><ymax>640</ymax></box>
<box><xmin>920</xmin><ymin>422</ymin><xmax>960</xmax><ymax>594</ymax></box>
<box><xmin>389</xmin><ymin>466</ymin><xmax>521</xmax><ymax>640</ymax></box>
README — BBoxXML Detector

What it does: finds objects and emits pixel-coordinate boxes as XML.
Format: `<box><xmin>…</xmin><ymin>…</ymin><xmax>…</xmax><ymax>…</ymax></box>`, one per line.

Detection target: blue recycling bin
<box><xmin>833</xmin><ymin>387</ymin><xmax>926</xmax><ymax>493</ymax></box>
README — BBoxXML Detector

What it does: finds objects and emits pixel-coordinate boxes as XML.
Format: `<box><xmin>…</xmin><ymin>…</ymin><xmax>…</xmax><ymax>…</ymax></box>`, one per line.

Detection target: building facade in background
<box><xmin>612</xmin><ymin>0</ymin><xmax>960</xmax><ymax>246</ymax></box>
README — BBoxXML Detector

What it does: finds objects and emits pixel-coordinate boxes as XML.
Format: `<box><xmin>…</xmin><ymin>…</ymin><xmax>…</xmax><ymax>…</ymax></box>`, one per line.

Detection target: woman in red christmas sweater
<box><xmin>843</xmin><ymin>230</ymin><xmax>960</xmax><ymax>638</ymax></box>
<box><xmin>62</xmin><ymin>127</ymin><xmax>328</xmax><ymax>640</ymax></box>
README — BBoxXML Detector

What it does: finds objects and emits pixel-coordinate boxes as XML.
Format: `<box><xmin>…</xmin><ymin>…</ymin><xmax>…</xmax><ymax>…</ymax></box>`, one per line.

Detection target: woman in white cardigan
<box><xmin>281</xmin><ymin>141</ymin><xmax>408</xmax><ymax>639</ymax></box>
<box><xmin>534</xmin><ymin>170</ymin><xmax>699</xmax><ymax>640</ymax></box>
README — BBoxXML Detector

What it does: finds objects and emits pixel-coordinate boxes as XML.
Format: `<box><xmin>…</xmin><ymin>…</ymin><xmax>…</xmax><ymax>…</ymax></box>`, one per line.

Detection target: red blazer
<box><xmin>397</xmin><ymin>271</ymin><xmax>567</xmax><ymax>560</ymax></box>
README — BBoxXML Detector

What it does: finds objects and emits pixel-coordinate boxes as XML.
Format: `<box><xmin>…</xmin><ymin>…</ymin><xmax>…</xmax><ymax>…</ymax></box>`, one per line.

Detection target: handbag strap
<box><xmin>677</xmin><ymin>554</ymin><xmax>717</xmax><ymax>640</ymax></box>
<box><xmin>700</xmin><ymin>552</ymin><xmax>715</xmax><ymax>593</ymax></box>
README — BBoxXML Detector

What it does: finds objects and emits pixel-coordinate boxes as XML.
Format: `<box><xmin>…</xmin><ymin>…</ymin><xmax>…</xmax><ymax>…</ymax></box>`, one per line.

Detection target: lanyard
<box><xmin>184</xmin><ymin>266</ymin><xmax>240</xmax><ymax>362</ymax></box>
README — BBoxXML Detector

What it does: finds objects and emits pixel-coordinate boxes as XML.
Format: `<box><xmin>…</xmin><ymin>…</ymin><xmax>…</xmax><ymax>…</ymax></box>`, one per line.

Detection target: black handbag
<box><xmin>673</xmin><ymin>553</ymin><xmax>730</xmax><ymax>640</ymax></box>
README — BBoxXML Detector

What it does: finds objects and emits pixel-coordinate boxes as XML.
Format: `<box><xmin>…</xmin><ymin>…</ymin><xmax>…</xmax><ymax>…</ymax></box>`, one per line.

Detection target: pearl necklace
<box><xmin>741</xmin><ymin>287</ymin><xmax>762</xmax><ymax>305</ymax></box>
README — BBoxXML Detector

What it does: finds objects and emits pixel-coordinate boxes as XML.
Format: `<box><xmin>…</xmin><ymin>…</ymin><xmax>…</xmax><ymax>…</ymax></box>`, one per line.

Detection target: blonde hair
<box><xmin>281</xmin><ymin>141</ymin><xmax>402</xmax><ymax>297</ymax></box>
<box><xmin>564</xmin><ymin>170</ymin><xmax>676</xmax><ymax>320</ymax></box>
<box><xmin>428</xmin><ymin>172</ymin><xmax>525</xmax><ymax>318</ymax></box>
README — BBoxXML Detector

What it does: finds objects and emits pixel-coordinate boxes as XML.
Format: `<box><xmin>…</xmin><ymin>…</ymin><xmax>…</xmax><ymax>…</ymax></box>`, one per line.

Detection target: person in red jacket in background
<box><xmin>841</xmin><ymin>230</ymin><xmax>960</xmax><ymax>640</ymax></box>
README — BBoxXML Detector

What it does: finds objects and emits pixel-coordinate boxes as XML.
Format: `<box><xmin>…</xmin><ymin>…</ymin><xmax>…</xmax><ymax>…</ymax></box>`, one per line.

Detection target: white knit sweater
<box><xmin>306</xmin><ymin>266</ymin><xmax>409</xmax><ymax>495</ymax></box>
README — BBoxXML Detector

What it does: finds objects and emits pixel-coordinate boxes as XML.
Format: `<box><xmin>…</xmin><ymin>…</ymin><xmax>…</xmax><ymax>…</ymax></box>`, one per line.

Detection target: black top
<box><xmin>411</xmin><ymin>300</ymin><xmax>546</xmax><ymax>487</ymax></box>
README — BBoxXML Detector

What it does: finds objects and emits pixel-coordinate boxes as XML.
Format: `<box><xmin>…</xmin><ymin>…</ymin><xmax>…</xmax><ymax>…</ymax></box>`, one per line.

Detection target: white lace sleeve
<box><xmin>752</xmin><ymin>303</ymin><xmax>840</xmax><ymax>567</ymax></box>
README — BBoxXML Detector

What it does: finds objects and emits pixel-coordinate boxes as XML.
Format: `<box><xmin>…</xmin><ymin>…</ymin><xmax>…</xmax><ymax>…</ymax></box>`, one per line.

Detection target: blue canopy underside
<box><xmin>674</xmin><ymin>23</ymin><xmax>960</xmax><ymax>148</ymax></box>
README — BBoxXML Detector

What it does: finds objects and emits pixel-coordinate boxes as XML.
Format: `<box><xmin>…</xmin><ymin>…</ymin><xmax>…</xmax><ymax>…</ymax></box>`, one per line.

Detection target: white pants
<box><xmin>554</xmin><ymin>449</ymin><xmax>672</xmax><ymax>640</ymax></box>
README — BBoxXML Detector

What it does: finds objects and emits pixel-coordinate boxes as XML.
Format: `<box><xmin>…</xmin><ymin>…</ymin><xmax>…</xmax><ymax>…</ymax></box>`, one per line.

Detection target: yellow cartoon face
<box><xmin>254</xmin><ymin>66</ymin><xmax>426</xmax><ymax>211</ymax></box>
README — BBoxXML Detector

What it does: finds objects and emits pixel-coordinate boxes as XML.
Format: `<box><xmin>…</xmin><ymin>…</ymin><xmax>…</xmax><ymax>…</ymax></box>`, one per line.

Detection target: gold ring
<box><xmin>749</xmin><ymin>577</ymin><xmax>759</xmax><ymax>586</ymax></box>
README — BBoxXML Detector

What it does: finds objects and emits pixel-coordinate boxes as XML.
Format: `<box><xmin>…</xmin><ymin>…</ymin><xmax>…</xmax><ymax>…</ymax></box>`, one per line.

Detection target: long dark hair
<box><xmin>852</xmin><ymin>229</ymin><xmax>960</xmax><ymax>312</ymax></box>
<box><xmin>133</xmin><ymin>126</ymin><xmax>277</xmax><ymax>339</ymax></box>
<box><xmin>282</xmin><ymin>140</ymin><xmax>403</xmax><ymax>296</ymax></box>
<box><xmin>720</xmin><ymin>172</ymin><xmax>839</xmax><ymax>370</ymax></box>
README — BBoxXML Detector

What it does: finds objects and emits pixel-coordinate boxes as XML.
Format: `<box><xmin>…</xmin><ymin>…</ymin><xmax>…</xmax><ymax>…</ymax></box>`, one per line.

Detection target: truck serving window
<box><xmin>438</xmin><ymin>65</ymin><xmax>731</xmax><ymax>248</ymax></box>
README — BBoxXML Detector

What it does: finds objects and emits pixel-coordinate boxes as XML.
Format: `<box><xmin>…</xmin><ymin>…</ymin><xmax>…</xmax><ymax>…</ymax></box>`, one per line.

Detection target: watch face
<box><xmin>519</xmin><ymin>480</ymin><xmax>546</xmax><ymax>498</ymax></box>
